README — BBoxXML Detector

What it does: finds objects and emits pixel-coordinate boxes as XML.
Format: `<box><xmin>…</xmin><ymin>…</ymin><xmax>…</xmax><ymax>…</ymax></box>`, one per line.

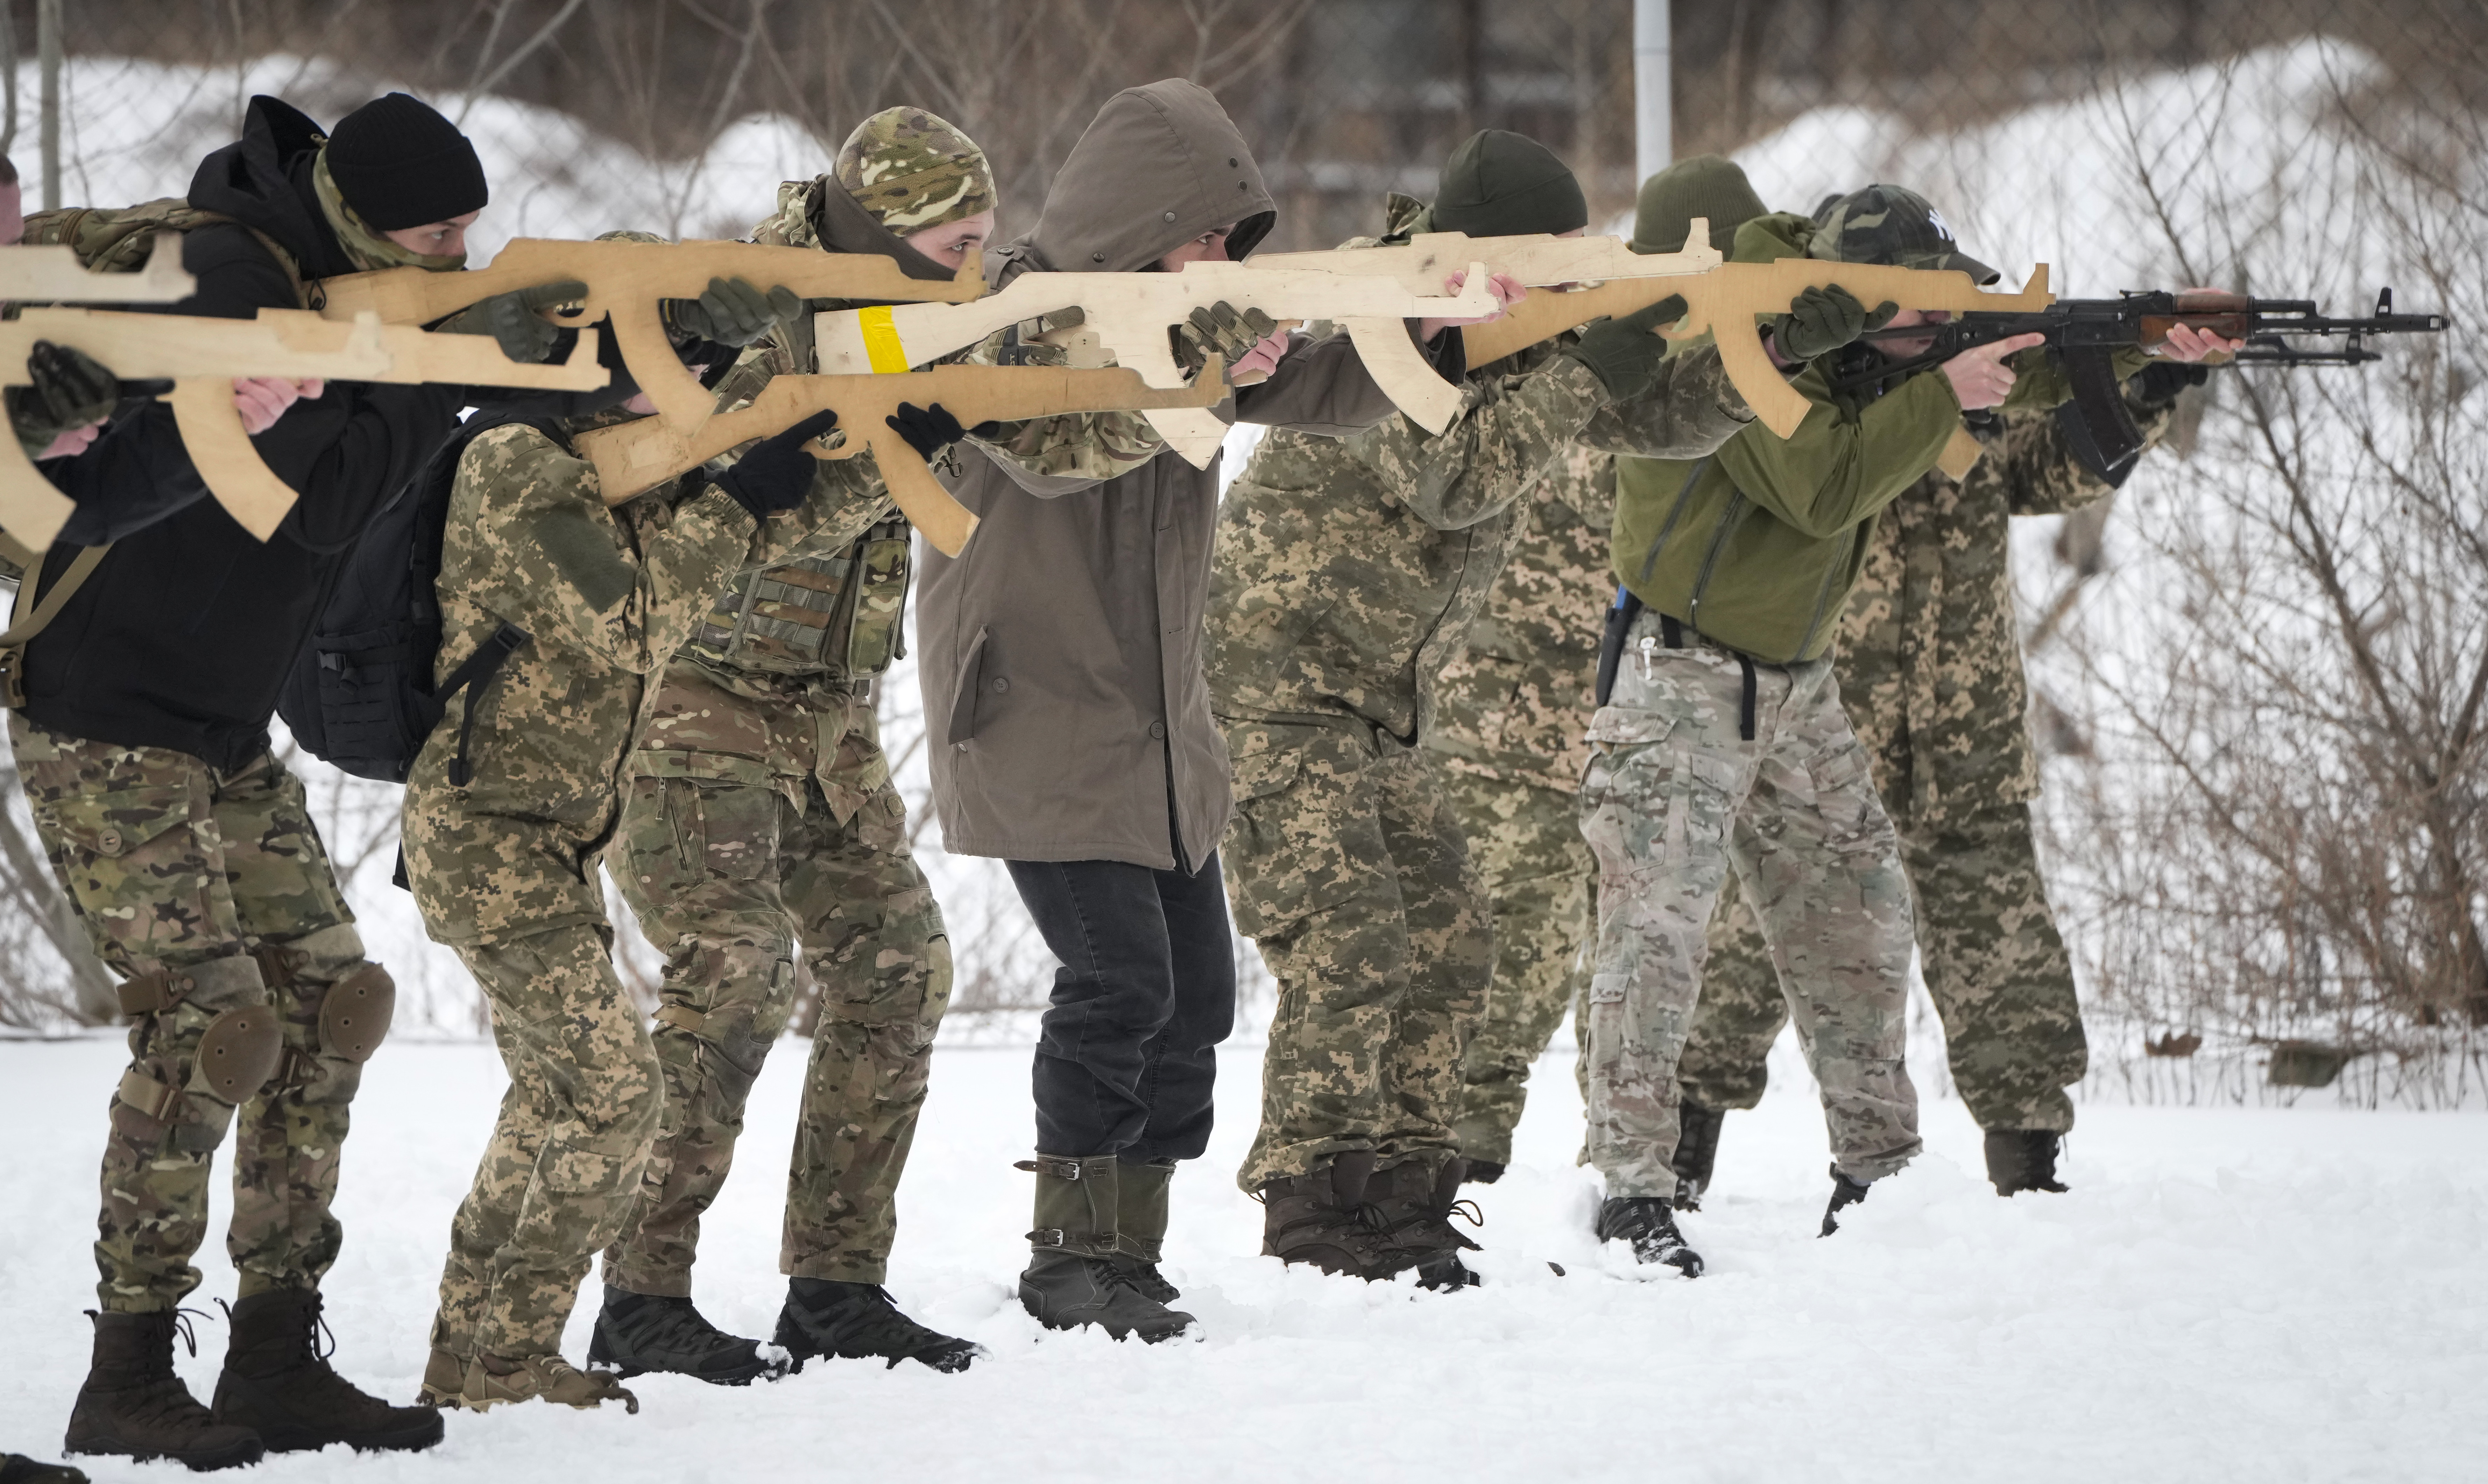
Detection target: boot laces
<box><xmin>619</xmin><ymin>1295</ymin><xmax>747</xmax><ymax>1361</ymax></box>
<box><xmin>798</xmin><ymin>1284</ymin><xmax>969</xmax><ymax>1365</ymax></box>
<box><xmin>115</xmin><ymin>1309</ymin><xmax>219</xmax><ymax>1429</ymax></box>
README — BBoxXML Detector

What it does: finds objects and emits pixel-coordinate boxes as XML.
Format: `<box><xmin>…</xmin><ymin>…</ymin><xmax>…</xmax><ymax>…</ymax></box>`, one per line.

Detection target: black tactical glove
<box><xmin>662</xmin><ymin>277</ymin><xmax>804</xmax><ymax>349</ymax></box>
<box><xmin>2131</xmin><ymin>358</ymin><xmax>2212</xmax><ymax>408</ymax></box>
<box><xmin>1172</xmin><ymin>300</ymin><xmax>1280</xmax><ymax>376</ymax></box>
<box><xmin>9</xmin><ymin>341</ymin><xmax>119</xmax><ymax>458</ymax></box>
<box><xmin>1772</xmin><ymin>284</ymin><xmax>1897</xmax><ymax>363</ymax></box>
<box><xmin>439</xmin><ymin>278</ymin><xmax>586</xmax><ymax>365</ymax></box>
<box><xmin>884</xmin><ymin>402</ymin><xmax>1000</xmax><ymax>461</ymax></box>
<box><xmin>1561</xmin><ymin>294</ymin><xmax>1688</xmax><ymax>404</ymax></box>
<box><xmin>710</xmin><ymin>410</ymin><xmax>839</xmax><ymax>520</ymax></box>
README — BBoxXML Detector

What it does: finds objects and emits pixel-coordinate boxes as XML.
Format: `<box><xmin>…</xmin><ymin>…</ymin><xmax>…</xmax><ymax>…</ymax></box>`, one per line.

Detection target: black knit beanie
<box><xmin>1430</xmin><ymin>129</ymin><xmax>1586</xmax><ymax>238</ymax></box>
<box><xmin>325</xmin><ymin>93</ymin><xmax>488</xmax><ymax>230</ymax></box>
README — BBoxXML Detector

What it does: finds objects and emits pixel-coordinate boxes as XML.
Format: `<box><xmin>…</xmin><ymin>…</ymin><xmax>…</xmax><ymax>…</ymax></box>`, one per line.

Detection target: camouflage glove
<box><xmin>709</xmin><ymin>410</ymin><xmax>839</xmax><ymax>519</ymax></box>
<box><xmin>1561</xmin><ymin>295</ymin><xmax>1688</xmax><ymax>403</ymax></box>
<box><xmin>886</xmin><ymin>402</ymin><xmax>1001</xmax><ymax>461</ymax></box>
<box><xmin>663</xmin><ymin>277</ymin><xmax>804</xmax><ymax>349</ymax></box>
<box><xmin>8</xmin><ymin>341</ymin><xmax>119</xmax><ymax>458</ymax></box>
<box><xmin>1172</xmin><ymin>300</ymin><xmax>1280</xmax><ymax>376</ymax></box>
<box><xmin>439</xmin><ymin>278</ymin><xmax>586</xmax><ymax>365</ymax></box>
<box><xmin>1773</xmin><ymin>284</ymin><xmax>1897</xmax><ymax>362</ymax></box>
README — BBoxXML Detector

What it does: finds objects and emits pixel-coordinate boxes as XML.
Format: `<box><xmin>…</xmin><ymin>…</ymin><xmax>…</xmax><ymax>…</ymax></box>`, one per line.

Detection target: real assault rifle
<box><xmin>316</xmin><ymin>238</ymin><xmax>985</xmax><ymax>436</ymax></box>
<box><xmin>572</xmin><ymin>358</ymin><xmax>1232</xmax><ymax>557</ymax></box>
<box><xmin>0</xmin><ymin>308</ymin><xmax>606</xmax><ymax>552</ymax></box>
<box><xmin>1837</xmin><ymin>287</ymin><xmax>2452</xmax><ymax>484</ymax></box>
<box><xmin>807</xmin><ymin>259</ymin><xmax>1499</xmax><ymax>466</ymax></box>
<box><xmin>0</xmin><ymin>237</ymin><xmax>197</xmax><ymax>304</ymax></box>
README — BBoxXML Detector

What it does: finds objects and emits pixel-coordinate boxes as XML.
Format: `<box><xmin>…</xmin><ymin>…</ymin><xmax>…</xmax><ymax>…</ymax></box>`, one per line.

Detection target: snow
<box><xmin>4</xmin><ymin>1033</ymin><xmax>2481</xmax><ymax>1482</ymax></box>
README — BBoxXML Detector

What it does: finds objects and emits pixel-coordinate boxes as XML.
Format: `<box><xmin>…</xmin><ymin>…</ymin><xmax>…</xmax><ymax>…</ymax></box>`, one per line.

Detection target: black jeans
<box><xmin>1005</xmin><ymin>851</ymin><xmax>1238</xmax><ymax>1163</ymax></box>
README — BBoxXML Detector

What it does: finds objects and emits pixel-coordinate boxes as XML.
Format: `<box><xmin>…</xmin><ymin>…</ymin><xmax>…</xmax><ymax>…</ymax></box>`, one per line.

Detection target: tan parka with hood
<box><xmin>916</xmin><ymin>80</ymin><xmax>1405</xmax><ymax>872</ymax></box>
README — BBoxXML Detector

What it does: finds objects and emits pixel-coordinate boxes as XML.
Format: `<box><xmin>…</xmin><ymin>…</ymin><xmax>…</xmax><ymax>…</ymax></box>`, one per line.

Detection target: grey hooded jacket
<box><xmin>917</xmin><ymin>79</ymin><xmax>1406</xmax><ymax>872</ymax></box>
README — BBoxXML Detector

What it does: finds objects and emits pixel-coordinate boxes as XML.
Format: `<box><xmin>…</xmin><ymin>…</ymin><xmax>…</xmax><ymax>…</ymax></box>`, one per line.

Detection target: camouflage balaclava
<box><xmin>1630</xmin><ymin>155</ymin><xmax>1768</xmax><ymax>256</ymax></box>
<box><xmin>1809</xmin><ymin>183</ymin><xmax>1999</xmax><ymax>283</ymax></box>
<box><xmin>834</xmin><ymin>106</ymin><xmax>995</xmax><ymax>232</ymax></box>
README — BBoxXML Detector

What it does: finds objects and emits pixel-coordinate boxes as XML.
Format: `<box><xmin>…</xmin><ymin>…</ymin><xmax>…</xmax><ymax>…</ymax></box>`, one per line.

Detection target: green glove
<box><xmin>9</xmin><ymin>341</ymin><xmax>119</xmax><ymax>458</ymax></box>
<box><xmin>1173</xmin><ymin>300</ymin><xmax>1280</xmax><ymax>375</ymax></box>
<box><xmin>1561</xmin><ymin>294</ymin><xmax>1688</xmax><ymax>403</ymax></box>
<box><xmin>662</xmin><ymin>277</ymin><xmax>804</xmax><ymax>348</ymax></box>
<box><xmin>440</xmin><ymin>278</ymin><xmax>586</xmax><ymax>365</ymax></box>
<box><xmin>1773</xmin><ymin>284</ymin><xmax>1897</xmax><ymax>362</ymax></box>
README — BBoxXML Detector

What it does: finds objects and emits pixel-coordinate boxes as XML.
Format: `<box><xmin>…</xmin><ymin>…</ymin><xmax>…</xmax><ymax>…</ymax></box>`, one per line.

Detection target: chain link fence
<box><xmin>3</xmin><ymin>1</ymin><xmax>2480</xmax><ymax>1103</ymax></box>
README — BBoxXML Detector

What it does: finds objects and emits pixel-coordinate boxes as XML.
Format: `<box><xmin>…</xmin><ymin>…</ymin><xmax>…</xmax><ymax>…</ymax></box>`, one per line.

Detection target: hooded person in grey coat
<box><xmin>914</xmin><ymin>78</ymin><xmax>1435</xmax><ymax>1343</ymax></box>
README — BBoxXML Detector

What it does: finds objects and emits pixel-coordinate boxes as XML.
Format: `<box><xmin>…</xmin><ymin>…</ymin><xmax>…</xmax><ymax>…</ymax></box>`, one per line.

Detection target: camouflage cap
<box><xmin>834</xmin><ymin>107</ymin><xmax>996</xmax><ymax>233</ymax></box>
<box><xmin>1808</xmin><ymin>184</ymin><xmax>1999</xmax><ymax>283</ymax></box>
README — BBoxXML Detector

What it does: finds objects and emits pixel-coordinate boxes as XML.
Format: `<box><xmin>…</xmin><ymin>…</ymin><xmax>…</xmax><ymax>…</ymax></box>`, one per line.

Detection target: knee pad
<box><xmin>319</xmin><ymin>962</ymin><xmax>397</xmax><ymax>1063</ymax></box>
<box><xmin>193</xmin><ymin>1004</ymin><xmax>286</xmax><ymax>1104</ymax></box>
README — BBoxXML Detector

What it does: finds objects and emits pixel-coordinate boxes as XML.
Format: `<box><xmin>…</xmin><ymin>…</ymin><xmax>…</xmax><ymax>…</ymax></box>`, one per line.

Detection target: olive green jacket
<box><xmin>1611</xmin><ymin>212</ymin><xmax>2126</xmax><ymax>665</ymax></box>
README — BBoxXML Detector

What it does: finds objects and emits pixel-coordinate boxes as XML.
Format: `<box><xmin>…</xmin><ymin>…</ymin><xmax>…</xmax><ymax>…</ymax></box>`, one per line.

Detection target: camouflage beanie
<box><xmin>1431</xmin><ymin>129</ymin><xmax>1586</xmax><ymax>238</ymax></box>
<box><xmin>1630</xmin><ymin>155</ymin><xmax>1767</xmax><ymax>255</ymax></box>
<box><xmin>1809</xmin><ymin>183</ymin><xmax>1999</xmax><ymax>283</ymax></box>
<box><xmin>834</xmin><ymin>107</ymin><xmax>995</xmax><ymax>233</ymax></box>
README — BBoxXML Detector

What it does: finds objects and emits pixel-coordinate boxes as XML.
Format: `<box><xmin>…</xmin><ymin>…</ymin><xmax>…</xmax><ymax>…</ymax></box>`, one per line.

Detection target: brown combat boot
<box><xmin>62</xmin><ymin>1310</ymin><xmax>264</xmax><ymax>1472</ymax></box>
<box><xmin>1258</xmin><ymin>1151</ymin><xmax>1411</xmax><ymax>1280</ymax></box>
<box><xmin>1370</xmin><ymin>1157</ymin><xmax>1483</xmax><ymax>1289</ymax></box>
<box><xmin>459</xmin><ymin>1353</ymin><xmax>638</xmax><ymax>1413</ymax></box>
<box><xmin>211</xmin><ymin>1288</ymin><xmax>444</xmax><ymax>1454</ymax></box>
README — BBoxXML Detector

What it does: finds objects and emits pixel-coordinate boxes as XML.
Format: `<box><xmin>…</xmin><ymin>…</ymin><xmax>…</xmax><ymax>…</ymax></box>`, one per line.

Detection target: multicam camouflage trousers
<box><xmin>1223</xmin><ymin>720</ymin><xmax>1493</xmax><ymax>1192</ymax></box>
<box><xmin>1577</xmin><ymin>618</ymin><xmax>1922</xmax><ymax>1199</ymax></box>
<box><xmin>603</xmin><ymin>759</ymin><xmax>950</xmax><ymax>1291</ymax></box>
<box><xmin>10</xmin><ymin>718</ymin><xmax>381</xmax><ymax>1313</ymax></box>
<box><xmin>1444</xmin><ymin>769</ymin><xmax>1592</xmax><ymax>1170</ymax></box>
<box><xmin>1682</xmin><ymin>798</ymin><xmax>2087</xmax><ymax>1133</ymax></box>
<box><xmin>432</xmin><ymin>922</ymin><xmax>663</xmax><ymax>1361</ymax></box>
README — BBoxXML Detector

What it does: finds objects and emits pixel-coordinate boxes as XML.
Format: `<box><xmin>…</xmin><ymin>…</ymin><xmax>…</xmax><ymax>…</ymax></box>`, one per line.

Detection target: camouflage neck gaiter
<box><xmin>312</xmin><ymin>146</ymin><xmax>467</xmax><ymax>273</ymax></box>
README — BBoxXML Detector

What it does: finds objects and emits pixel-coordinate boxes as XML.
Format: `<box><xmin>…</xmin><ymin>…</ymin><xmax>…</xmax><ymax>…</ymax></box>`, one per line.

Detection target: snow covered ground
<box><xmin>3</xmin><ymin>1034</ymin><xmax>2481</xmax><ymax>1483</ymax></box>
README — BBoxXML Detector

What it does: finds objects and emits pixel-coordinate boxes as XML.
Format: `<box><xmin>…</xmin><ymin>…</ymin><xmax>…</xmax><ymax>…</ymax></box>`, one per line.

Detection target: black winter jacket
<box><xmin>20</xmin><ymin>96</ymin><xmax>464</xmax><ymax>771</ymax></box>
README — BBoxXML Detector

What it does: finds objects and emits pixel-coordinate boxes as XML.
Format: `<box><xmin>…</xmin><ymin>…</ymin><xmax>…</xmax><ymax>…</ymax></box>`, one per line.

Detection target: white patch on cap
<box><xmin>1925</xmin><ymin>206</ymin><xmax>1956</xmax><ymax>241</ymax></box>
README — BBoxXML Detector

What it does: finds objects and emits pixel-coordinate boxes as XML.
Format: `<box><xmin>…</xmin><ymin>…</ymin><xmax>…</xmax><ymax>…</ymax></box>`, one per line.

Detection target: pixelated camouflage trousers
<box><xmin>432</xmin><ymin>923</ymin><xmax>662</xmax><ymax>1360</ymax></box>
<box><xmin>1681</xmin><ymin>797</ymin><xmax>2087</xmax><ymax>1133</ymax></box>
<box><xmin>1577</xmin><ymin>623</ymin><xmax>1922</xmax><ymax>1199</ymax></box>
<box><xmin>10</xmin><ymin>717</ymin><xmax>374</xmax><ymax>1313</ymax></box>
<box><xmin>1443</xmin><ymin>768</ymin><xmax>1592</xmax><ymax>1169</ymax></box>
<box><xmin>1223</xmin><ymin>721</ymin><xmax>1492</xmax><ymax>1192</ymax></box>
<box><xmin>604</xmin><ymin>766</ymin><xmax>950</xmax><ymax>1291</ymax></box>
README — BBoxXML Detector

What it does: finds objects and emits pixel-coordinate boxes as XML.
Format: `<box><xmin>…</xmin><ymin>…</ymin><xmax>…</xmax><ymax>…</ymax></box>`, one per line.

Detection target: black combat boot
<box><xmin>1371</xmin><ymin>1158</ymin><xmax>1484</xmax><ymax>1290</ymax></box>
<box><xmin>0</xmin><ymin>1454</ymin><xmax>89</xmax><ymax>1483</ymax></box>
<box><xmin>1592</xmin><ymin>1196</ymin><xmax>1705</xmax><ymax>1276</ymax></box>
<box><xmin>775</xmin><ymin>1281</ymin><xmax>981</xmax><ymax>1373</ymax></box>
<box><xmin>1258</xmin><ymin>1151</ymin><xmax>1410</xmax><ymax>1281</ymax></box>
<box><xmin>1462</xmin><ymin>1159</ymin><xmax>1506</xmax><ymax>1186</ymax></box>
<box><xmin>1984</xmin><ymin>1129</ymin><xmax>2071</xmax><ymax>1195</ymax></box>
<box><xmin>1018</xmin><ymin>1154</ymin><xmax>1197</xmax><ymax>1343</ymax></box>
<box><xmin>588</xmin><ymin>1285</ymin><xmax>786</xmax><ymax>1385</ymax></box>
<box><xmin>63</xmin><ymin>1310</ymin><xmax>264</xmax><ymax>1472</ymax></box>
<box><xmin>1821</xmin><ymin>1166</ymin><xmax>1873</xmax><ymax>1236</ymax></box>
<box><xmin>1671</xmin><ymin>1102</ymin><xmax>1726</xmax><ymax>1211</ymax></box>
<box><xmin>210</xmin><ymin>1288</ymin><xmax>443</xmax><ymax>1454</ymax></box>
<box><xmin>1114</xmin><ymin>1158</ymin><xmax>1182</xmax><ymax>1303</ymax></box>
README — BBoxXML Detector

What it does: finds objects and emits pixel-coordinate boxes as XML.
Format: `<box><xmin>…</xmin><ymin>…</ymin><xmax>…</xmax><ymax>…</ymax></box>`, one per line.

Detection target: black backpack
<box><xmin>276</xmin><ymin>414</ymin><xmax>540</xmax><ymax>785</ymax></box>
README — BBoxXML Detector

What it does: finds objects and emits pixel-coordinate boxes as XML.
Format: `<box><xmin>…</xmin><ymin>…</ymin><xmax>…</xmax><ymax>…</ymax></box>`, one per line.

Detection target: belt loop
<box><xmin>1738</xmin><ymin>656</ymin><xmax>1758</xmax><ymax>742</ymax></box>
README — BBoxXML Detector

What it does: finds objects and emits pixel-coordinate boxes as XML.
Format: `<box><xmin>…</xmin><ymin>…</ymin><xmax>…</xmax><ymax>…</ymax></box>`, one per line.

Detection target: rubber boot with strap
<box><xmin>1114</xmin><ymin>1158</ymin><xmax>1180</xmax><ymax>1303</ymax></box>
<box><xmin>1016</xmin><ymin>1154</ymin><xmax>1196</xmax><ymax>1343</ymax></box>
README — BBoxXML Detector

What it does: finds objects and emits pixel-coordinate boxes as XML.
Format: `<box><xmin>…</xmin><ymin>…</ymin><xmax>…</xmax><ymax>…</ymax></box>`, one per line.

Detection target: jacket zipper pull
<box><xmin>1637</xmin><ymin>633</ymin><xmax>1656</xmax><ymax>683</ymax></box>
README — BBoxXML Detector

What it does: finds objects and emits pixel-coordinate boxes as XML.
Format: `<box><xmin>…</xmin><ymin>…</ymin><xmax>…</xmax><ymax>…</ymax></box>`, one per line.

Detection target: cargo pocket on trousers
<box><xmin>1220</xmin><ymin>745</ymin><xmax>1305</xmax><ymax>941</ymax></box>
<box><xmin>1804</xmin><ymin>739</ymin><xmax>1889</xmax><ymax>856</ymax></box>
<box><xmin>45</xmin><ymin>782</ymin><xmax>211</xmax><ymax>918</ymax></box>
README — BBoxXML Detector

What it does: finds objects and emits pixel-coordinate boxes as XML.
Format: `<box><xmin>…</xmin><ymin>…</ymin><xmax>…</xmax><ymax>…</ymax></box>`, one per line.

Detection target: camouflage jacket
<box><xmin>1425</xmin><ymin>442</ymin><xmax>1615</xmax><ymax>794</ymax></box>
<box><xmin>402</xmin><ymin>420</ymin><xmax>887</xmax><ymax>946</ymax></box>
<box><xmin>1205</xmin><ymin>195</ymin><xmax>1752</xmax><ymax>744</ymax></box>
<box><xmin>1840</xmin><ymin>394</ymin><xmax>2173</xmax><ymax>827</ymax></box>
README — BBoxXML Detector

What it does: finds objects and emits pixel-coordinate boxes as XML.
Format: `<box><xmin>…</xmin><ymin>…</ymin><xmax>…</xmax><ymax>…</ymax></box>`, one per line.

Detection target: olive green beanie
<box><xmin>1630</xmin><ymin>155</ymin><xmax>1768</xmax><ymax>255</ymax></box>
<box><xmin>1430</xmin><ymin>129</ymin><xmax>1587</xmax><ymax>238</ymax></box>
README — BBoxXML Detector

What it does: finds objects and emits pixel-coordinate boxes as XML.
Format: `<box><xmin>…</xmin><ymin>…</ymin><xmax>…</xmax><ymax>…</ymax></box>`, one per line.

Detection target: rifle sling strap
<box><xmin>0</xmin><ymin>543</ymin><xmax>113</xmax><ymax>709</ymax></box>
<box><xmin>444</xmin><ymin>621</ymin><xmax>530</xmax><ymax>787</ymax></box>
